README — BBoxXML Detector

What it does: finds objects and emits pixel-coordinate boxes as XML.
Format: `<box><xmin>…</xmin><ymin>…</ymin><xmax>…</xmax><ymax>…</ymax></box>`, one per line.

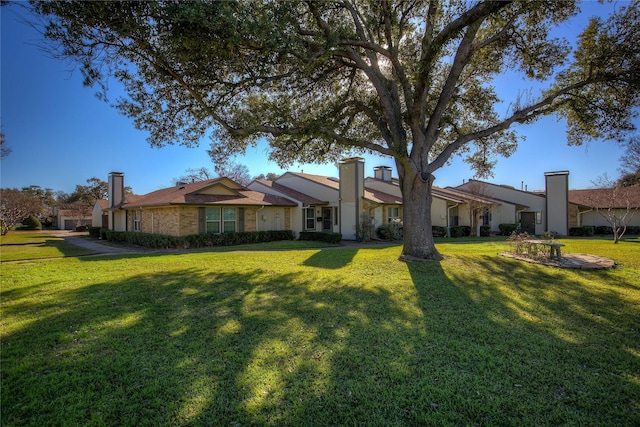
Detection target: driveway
<box><xmin>48</xmin><ymin>230</ymin><xmax>142</xmax><ymax>255</ymax></box>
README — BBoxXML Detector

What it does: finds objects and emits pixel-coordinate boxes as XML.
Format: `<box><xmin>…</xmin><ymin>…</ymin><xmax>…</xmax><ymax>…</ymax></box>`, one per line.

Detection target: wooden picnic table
<box><xmin>523</xmin><ymin>240</ymin><xmax>566</xmax><ymax>260</ymax></box>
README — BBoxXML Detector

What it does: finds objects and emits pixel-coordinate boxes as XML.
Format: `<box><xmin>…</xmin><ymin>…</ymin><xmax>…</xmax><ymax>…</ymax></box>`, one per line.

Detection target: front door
<box><xmin>520</xmin><ymin>212</ymin><xmax>536</xmax><ymax>235</ymax></box>
<box><xmin>322</xmin><ymin>207</ymin><xmax>332</xmax><ymax>231</ymax></box>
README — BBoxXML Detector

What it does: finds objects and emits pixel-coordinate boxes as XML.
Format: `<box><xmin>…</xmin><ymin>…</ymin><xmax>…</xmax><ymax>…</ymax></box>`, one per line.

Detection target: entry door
<box><xmin>322</xmin><ymin>207</ymin><xmax>332</xmax><ymax>231</ymax></box>
<box><xmin>520</xmin><ymin>212</ymin><xmax>536</xmax><ymax>235</ymax></box>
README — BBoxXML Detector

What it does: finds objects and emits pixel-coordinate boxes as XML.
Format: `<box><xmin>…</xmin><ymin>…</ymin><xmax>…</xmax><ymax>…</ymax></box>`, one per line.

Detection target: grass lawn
<box><xmin>1</xmin><ymin>236</ymin><xmax>639</xmax><ymax>425</ymax></box>
<box><xmin>0</xmin><ymin>232</ymin><xmax>97</xmax><ymax>261</ymax></box>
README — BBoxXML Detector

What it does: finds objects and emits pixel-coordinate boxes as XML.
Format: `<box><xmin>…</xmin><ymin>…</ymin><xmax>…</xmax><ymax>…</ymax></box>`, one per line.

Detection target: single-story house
<box><xmin>99</xmin><ymin>164</ymin><xmax>639</xmax><ymax>240</ymax></box>
<box><xmin>568</xmin><ymin>187</ymin><xmax>640</xmax><ymax>228</ymax></box>
<box><xmin>92</xmin><ymin>199</ymin><xmax>109</xmax><ymax>229</ymax></box>
<box><xmin>54</xmin><ymin>204</ymin><xmax>93</xmax><ymax>230</ymax></box>
<box><xmin>105</xmin><ymin>172</ymin><xmax>297</xmax><ymax>237</ymax></box>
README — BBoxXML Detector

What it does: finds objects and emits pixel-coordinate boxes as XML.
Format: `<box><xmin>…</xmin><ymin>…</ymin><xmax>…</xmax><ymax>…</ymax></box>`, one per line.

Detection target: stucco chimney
<box><xmin>374</xmin><ymin>165</ymin><xmax>392</xmax><ymax>181</ymax></box>
<box><xmin>339</xmin><ymin>157</ymin><xmax>365</xmax><ymax>240</ymax></box>
<box><xmin>544</xmin><ymin>170</ymin><xmax>569</xmax><ymax>235</ymax></box>
<box><xmin>108</xmin><ymin>172</ymin><xmax>125</xmax><ymax>208</ymax></box>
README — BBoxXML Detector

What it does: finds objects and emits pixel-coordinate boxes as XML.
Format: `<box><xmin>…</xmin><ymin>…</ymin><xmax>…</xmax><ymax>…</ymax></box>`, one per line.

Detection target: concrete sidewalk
<box><xmin>47</xmin><ymin>230</ymin><xmax>144</xmax><ymax>255</ymax></box>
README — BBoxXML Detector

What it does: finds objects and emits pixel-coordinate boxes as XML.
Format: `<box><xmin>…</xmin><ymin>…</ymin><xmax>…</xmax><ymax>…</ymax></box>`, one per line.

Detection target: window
<box><xmin>133</xmin><ymin>210</ymin><xmax>142</xmax><ymax>232</ymax></box>
<box><xmin>205</xmin><ymin>207</ymin><xmax>220</xmax><ymax>234</ymax></box>
<box><xmin>205</xmin><ymin>207</ymin><xmax>236</xmax><ymax>234</ymax></box>
<box><xmin>223</xmin><ymin>208</ymin><xmax>236</xmax><ymax>233</ymax></box>
<box><xmin>481</xmin><ymin>208</ymin><xmax>491</xmax><ymax>226</ymax></box>
<box><xmin>387</xmin><ymin>206</ymin><xmax>400</xmax><ymax>223</ymax></box>
<box><xmin>334</xmin><ymin>207</ymin><xmax>339</xmax><ymax>225</ymax></box>
<box><xmin>305</xmin><ymin>207</ymin><xmax>316</xmax><ymax>230</ymax></box>
<box><xmin>449</xmin><ymin>206</ymin><xmax>459</xmax><ymax>226</ymax></box>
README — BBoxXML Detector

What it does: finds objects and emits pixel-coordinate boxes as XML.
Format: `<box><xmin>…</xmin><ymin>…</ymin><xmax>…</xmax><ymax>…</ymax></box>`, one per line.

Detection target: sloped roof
<box><xmin>120</xmin><ymin>178</ymin><xmax>297</xmax><ymax>209</ymax></box>
<box><xmin>440</xmin><ymin>186</ymin><xmax>502</xmax><ymax>205</ymax></box>
<box><xmin>568</xmin><ymin>187</ymin><xmax>640</xmax><ymax>209</ymax></box>
<box><xmin>364</xmin><ymin>186</ymin><xmax>403</xmax><ymax>204</ymax></box>
<box><xmin>282</xmin><ymin>172</ymin><xmax>341</xmax><ymax>190</ymax></box>
<box><xmin>252</xmin><ymin>180</ymin><xmax>327</xmax><ymax>205</ymax></box>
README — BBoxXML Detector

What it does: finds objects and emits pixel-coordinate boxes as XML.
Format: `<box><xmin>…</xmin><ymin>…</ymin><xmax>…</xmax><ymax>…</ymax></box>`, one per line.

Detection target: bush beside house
<box><xmin>103</xmin><ymin>229</ymin><xmax>295</xmax><ymax>249</ymax></box>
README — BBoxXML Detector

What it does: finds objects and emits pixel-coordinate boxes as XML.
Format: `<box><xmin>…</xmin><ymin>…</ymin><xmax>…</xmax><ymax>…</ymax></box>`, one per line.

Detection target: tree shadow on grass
<box><xmin>2</xmin><ymin>259</ymin><xmax>431</xmax><ymax>425</ymax></box>
<box><xmin>406</xmin><ymin>254</ymin><xmax>640</xmax><ymax>425</ymax></box>
<box><xmin>3</xmin><ymin>249</ymin><xmax>639</xmax><ymax>426</ymax></box>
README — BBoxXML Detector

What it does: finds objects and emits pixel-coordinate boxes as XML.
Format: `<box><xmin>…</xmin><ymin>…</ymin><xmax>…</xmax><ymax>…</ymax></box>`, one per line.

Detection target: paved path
<box><xmin>500</xmin><ymin>252</ymin><xmax>616</xmax><ymax>270</ymax></box>
<box><xmin>46</xmin><ymin>230</ymin><xmax>146</xmax><ymax>255</ymax></box>
<box><xmin>62</xmin><ymin>235</ymin><xmax>140</xmax><ymax>254</ymax></box>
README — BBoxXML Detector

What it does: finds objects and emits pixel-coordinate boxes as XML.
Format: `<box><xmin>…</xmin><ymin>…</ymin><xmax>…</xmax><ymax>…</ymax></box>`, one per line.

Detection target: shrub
<box><xmin>627</xmin><ymin>226</ymin><xmax>640</xmax><ymax>235</ymax></box>
<box><xmin>75</xmin><ymin>225</ymin><xmax>89</xmax><ymax>232</ymax></box>
<box><xmin>569</xmin><ymin>226</ymin><xmax>594</xmax><ymax>237</ymax></box>
<box><xmin>480</xmin><ymin>225</ymin><xmax>491</xmax><ymax>237</ymax></box>
<box><xmin>357</xmin><ymin>212</ymin><xmax>375</xmax><ymax>242</ymax></box>
<box><xmin>22</xmin><ymin>215</ymin><xmax>42</xmax><ymax>230</ymax></box>
<box><xmin>87</xmin><ymin>227</ymin><xmax>101</xmax><ymax>238</ymax></box>
<box><xmin>499</xmin><ymin>223</ymin><xmax>518</xmax><ymax>236</ymax></box>
<box><xmin>103</xmin><ymin>230</ymin><xmax>295</xmax><ymax>249</ymax></box>
<box><xmin>594</xmin><ymin>225</ymin><xmax>613</xmax><ymax>235</ymax></box>
<box><xmin>449</xmin><ymin>225</ymin><xmax>471</xmax><ymax>238</ymax></box>
<box><xmin>432</xmin><ymin>226</ymin><xmax>447</xmax><ymax>238</ymax></box>
<box><xmin>377</xmin><ymin>221</ymin><xmax>403</xmax><ymax>240</ymax></box>
<box><xmin>299</xmin><ymin>231</ymin><xmax>342</xmax><ymax>244</ymax></box>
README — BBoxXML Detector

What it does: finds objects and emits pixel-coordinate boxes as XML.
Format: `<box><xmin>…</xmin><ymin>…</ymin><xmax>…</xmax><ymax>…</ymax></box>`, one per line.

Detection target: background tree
<box><xmin>33</xmin><ymin>1</ymin><xmax>640</xmax><ymax>260</ymax></box>
<box><xmin>589</xmin><ymin>174</ymin><xmax>638</xmax><ymax>243</ymax></box>
<box><xmin>176</xmin><ymin>163</ymin><xmax>252</xmax><ymax>186</ymax></box>
<box><xmin>68</xmin><ymin>177</ymin><xmax>108</xmax><ymax>205</ymax></box>
<box><xmin>0</xmin><ymin>188</ymin><xmax>43</xmax><ymax>235</ymax></box>
<box><xmin>618</xmin><ymin>135</ymin><xmax>640</xmax><ymax>187</ymax></box>
<box><xmin>253</xmin><ymin>172</ymin><xmax>282</xmax><ymax>182</ymax></box>
<box><xmin>462</xmin><ymin>181</ymin><xmax>493</xmax><ymax>237</ymax></box>
<box><xmin>176</xmin><ymin>167</ymin><xmax>215</xmax><ymax>184</ymax></box>
<box><xmin>0</xmin><ymin>132</ymin><xmax>10</xmax><ymax>158</ymax></box>
<box><xmin>21</xmin><ymin>185</ymin><xmax>56</xmax><ymax>226</ymax></box>
<box><xmin>214</xmin><ymin>162</ymin><xmax>252</xmax><ymax>186</ymax></box>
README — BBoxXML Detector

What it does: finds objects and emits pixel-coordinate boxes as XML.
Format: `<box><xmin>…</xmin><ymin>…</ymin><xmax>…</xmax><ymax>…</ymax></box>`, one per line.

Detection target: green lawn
<box><xmin>0</xmin><ymin>232</ymin><xmax>97</xmax><ymax>261</ymax></box>
<box><xmin>1</xmin><ymin>236</ymin><xmax>639</xmax><ymax>425</ymax></box>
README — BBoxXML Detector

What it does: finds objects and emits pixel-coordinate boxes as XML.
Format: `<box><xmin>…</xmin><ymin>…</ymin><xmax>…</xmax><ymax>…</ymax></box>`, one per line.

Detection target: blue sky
<box><xmin>1</xmin><ymin>2</ymin><xmax>636</xmax><ymax>196</ymax></box>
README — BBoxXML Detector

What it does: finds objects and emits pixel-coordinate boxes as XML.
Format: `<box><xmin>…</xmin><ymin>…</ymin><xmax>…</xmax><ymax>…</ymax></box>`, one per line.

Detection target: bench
<box><xmin>523</xmin><ymin>240</ymin><xmax>566</xmax><ymax>260</ymax></box>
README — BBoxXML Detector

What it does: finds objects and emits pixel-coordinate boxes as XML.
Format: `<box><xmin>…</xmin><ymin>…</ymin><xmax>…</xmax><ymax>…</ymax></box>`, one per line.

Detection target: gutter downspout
<box><xmin>447</xmin><ymin>203</ymin><xmax>458</xmax><ymax>238</ymax></box>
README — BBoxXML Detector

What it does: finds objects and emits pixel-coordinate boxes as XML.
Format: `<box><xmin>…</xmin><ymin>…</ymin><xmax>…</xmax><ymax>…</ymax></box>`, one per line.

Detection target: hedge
<box><xmin>569</xmin><ymin>226</ymin><xmax>594</xmax><ymax>237</ymax></box>
<box><xmin>499</xmin><ymin>223</ymin><xmax>518</xmax><ymax>236</ymax></box>
<box><xmin>104</xmin><ymin>230</ymin><xmax>295</xmax><ymax>249</ymax></box>
<box><xmin>480</xmin><ymin>225</ymin><xmax>491</xmax><ymax>237</ymax></box>
<box><xmin>449</xmin><ymin>225</ymin><xmax>471</xmax><ymax>238</ymax></box>
<box><xmin>590</xmin><ymin>225</ymin><xmax>640</xmax><ymax>235</ymax></box>
<box><xmin>88</xmin><ymin>226</ymin><xmax>102</xmax><ymax>238</ymax></box>
<box><xmin>432</xmin><ymin>226</ymin><xmax>447</xmax><ymax>238</ymax></box>
<box><xmin>299</xmin><ymin>231</ymin><xmax>342</xmax><ymax>244</ymax></box>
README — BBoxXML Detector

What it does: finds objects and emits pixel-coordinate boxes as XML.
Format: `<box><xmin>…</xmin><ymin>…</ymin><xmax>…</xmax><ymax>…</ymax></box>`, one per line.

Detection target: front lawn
<box><xmin>1</xmin><ymin>239</ymin><xmax>638</xmax><ymax>425</ymax></box>
<box><xmin>0</xmin><ymin>232</ymin><xmax>97</xmax><ymax>261</ymax></box>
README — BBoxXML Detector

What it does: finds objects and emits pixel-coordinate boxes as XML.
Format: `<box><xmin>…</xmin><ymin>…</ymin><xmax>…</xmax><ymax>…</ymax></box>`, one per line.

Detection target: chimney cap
<box><xmin>340</xmin><ymin>157</ymin><xmax>365</xmax><ymax>163</ymax></box>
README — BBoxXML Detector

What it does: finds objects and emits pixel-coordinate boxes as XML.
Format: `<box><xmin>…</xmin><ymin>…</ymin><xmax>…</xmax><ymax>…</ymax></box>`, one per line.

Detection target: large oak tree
<box><xmin>32</xmin><ymin>0</ymin><xmax>640</xmax><ymax>259</ymax></box>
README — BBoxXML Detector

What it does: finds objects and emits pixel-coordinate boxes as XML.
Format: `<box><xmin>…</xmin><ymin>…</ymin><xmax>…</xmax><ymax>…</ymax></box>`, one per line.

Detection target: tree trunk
<box><xmin>398</xmin><ymin>169</ymin><xmax>442</xmax><ymax>261</ymax></box>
